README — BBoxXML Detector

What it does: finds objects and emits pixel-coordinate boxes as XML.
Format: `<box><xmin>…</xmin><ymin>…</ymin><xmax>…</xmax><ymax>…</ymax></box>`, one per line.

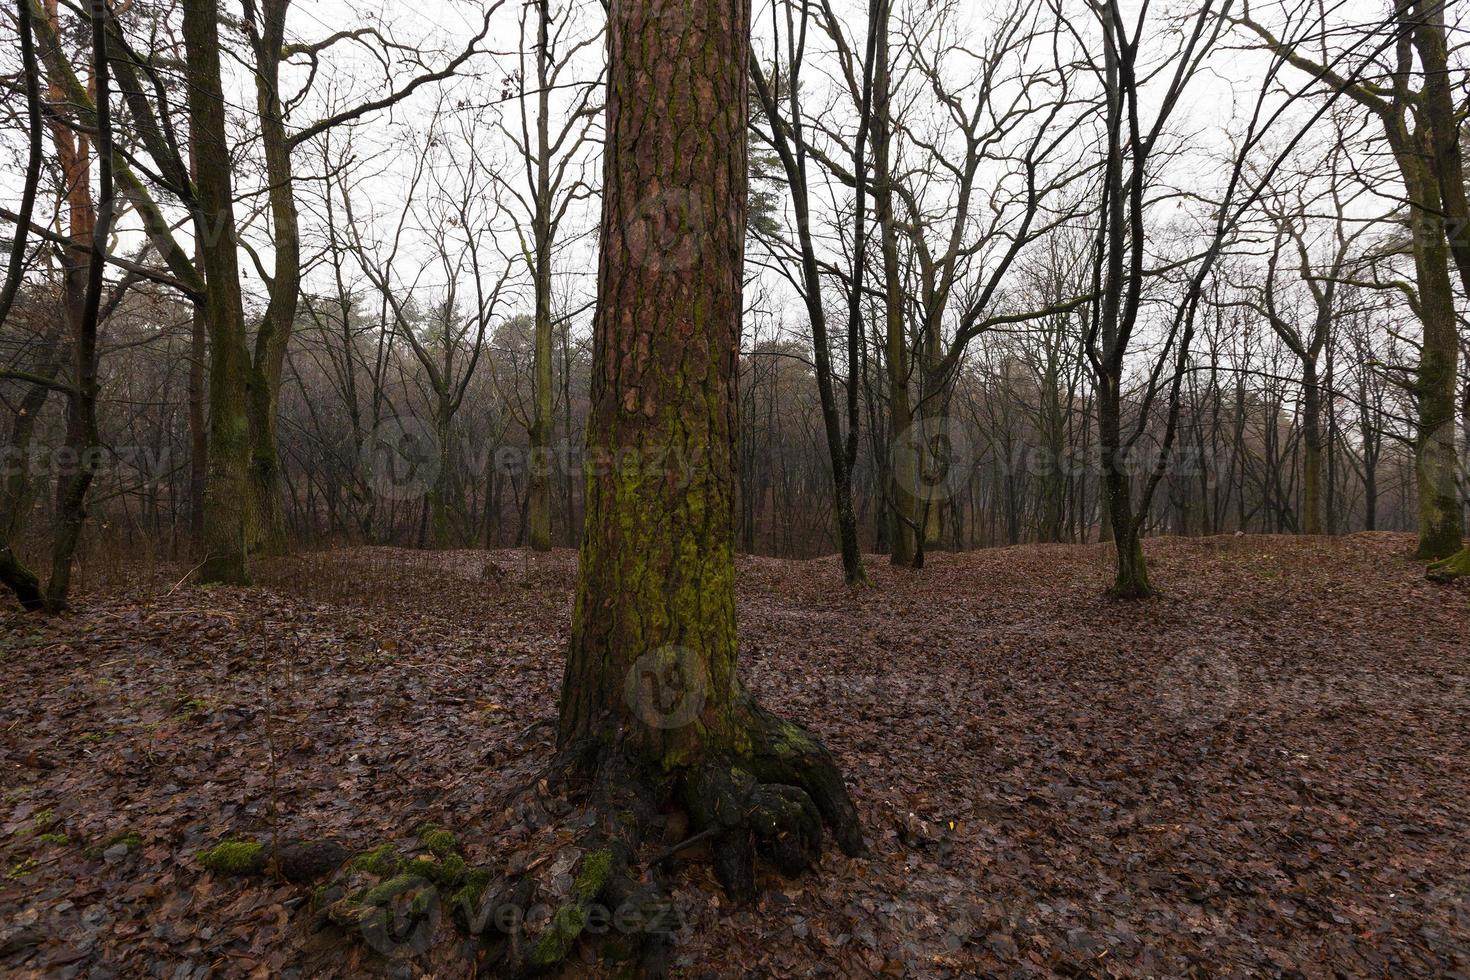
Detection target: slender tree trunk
<box><xmin>242</xmin><ymin>0</ymin><xmax>298</xmax><ymax>558</ymax></box>
<box><xmin>188</xmin><ymin>292</ymin><xmax>207</xmax><ymax>554</ymax></box>
<box><xmin>0</xmin><ymin>0</ymin><xmax>46</xmax><ymax>609</ymax></box>
<box><xmin>186</xmin><ymin>146</ymin><xmax>208</xmax><ymax>556</ymax></box>
<box><xmin>185</xmin><ymin>0</ymin><xmax>252</xmax><ymax>585</ymax></box>
<box><xmin>527</xmin><ymin>0</ymin><xmax>554</xmax><ymax>552</ymax></box>
<box><xmin>1301</xmin><ymin>360</ymin><xmax>1323</xmax><ymax>535</ymax></box>
<box><xmin>868</xmin><ymin>0</ymin><xmax>915</xmax><ymax>566</ymax></box>
<box><xmin>430</xmin><ymin>400</ymin><xmax>452</xmax><ymax>549</ymax></box>
<box><xmin>749</xmin><ymin>32</ymin><xmax>866</xmax><ymax>584</ymax></box>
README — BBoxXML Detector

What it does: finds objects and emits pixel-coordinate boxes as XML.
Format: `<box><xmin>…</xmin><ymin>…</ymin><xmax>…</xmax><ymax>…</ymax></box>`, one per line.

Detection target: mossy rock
<box><xmin>198</xmin><ymin>838</ymin><xmax>264</xmax><ymax>874</ymax></box>
<box><xmin>533</xmin><ymin>902</ymin><xmax>589</xmax><ymax>965</ymax></box>
<box><xmin>87</xmin><ymin>829</ymin><xmax>145</xmax><ymax>860</ymax></box>
<box><xmin>447</xmin><ymin>868</ymin><xmax>492</xmax><ymax>928</ymax></box>
<box><xmin>326</xmin><ymin>872</ymin><xmax>442</xmax><ymax>957</ymax></box>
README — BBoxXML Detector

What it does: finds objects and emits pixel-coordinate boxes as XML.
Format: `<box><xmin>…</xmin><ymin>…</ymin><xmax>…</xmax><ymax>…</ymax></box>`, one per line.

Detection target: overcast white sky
<box><xmin>1</xmin><ymin>0</ymin><xmax>1421</xmax><ymax>345</ymax></box>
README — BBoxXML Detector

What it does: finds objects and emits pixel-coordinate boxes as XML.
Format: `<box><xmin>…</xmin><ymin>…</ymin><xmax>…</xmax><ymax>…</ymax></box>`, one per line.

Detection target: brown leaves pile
<box><xmin>1</xmin><ymin>534</ymin><xmax>1467</xmax><ymax>977</ymax></box>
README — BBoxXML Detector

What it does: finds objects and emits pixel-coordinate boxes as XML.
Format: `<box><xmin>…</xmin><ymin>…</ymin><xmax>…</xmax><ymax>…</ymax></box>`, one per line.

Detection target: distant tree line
<box><xmin>2</xmin><ymin>0</ymin><xmax>1469</xmax><ymax>610</ymax></box>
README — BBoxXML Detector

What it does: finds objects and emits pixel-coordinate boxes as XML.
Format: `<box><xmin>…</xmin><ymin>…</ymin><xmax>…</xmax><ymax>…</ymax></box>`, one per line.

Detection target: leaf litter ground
<box><xmin>1</xmin><ymin>532</ymin><xmax>1467</xmax><ymax>977</ymax></box>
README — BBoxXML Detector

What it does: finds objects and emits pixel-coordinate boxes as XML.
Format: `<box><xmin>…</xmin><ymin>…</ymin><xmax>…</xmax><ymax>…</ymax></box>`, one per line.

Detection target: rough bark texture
<box><xmin>33</xmin><ymin>0</ymin><xmax>109</xmax><ymax>612</ymax></box>
<box><xmin>242</xmin><ymin>0</ymin><xmax>298</xmax><ymax>558</ymax></box>
<box><xmin>185</xmin><ymin>0</ymin><xmax>252</xmax><ymax>585</ymax></box>
<box><xmin>560</xmin><ymin>0</ymin><xmax>752</xmax><ymax>764</ymax></box>
<box><xmin>554</xmin><ymin>0</ymin><xmax>862</xmax><ymax>949</ymax></box>
<box><xmin>1404</xmin><ymin>160</ymin><xmax>1462</xmax><ymax>560</ymax></box>
<box><xmin>871</xmin><ymin>5</ymin><xmax>916</xmax><ymax>568</ymax></box>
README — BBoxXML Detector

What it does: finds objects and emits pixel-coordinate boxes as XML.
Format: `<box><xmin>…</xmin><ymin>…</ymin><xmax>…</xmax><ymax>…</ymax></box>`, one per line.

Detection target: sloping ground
<box><xmin>0</xmin><ymin>533</ymin><xmax>1466</xmax><ymax>977</ymax></box>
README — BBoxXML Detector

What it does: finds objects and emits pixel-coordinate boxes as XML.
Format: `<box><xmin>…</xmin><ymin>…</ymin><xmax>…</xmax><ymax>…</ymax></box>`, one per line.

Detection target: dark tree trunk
<box><xmin>38</xmin><ymin>0</ymin><xmax>113</xmax><ymax>612</ymax></box>
<box><xmin>0</xmin><ymin>0</ymin><xmax>45</xmax><ymax>610</ymax></box>
<box><xmin>1301</xmin><ymin>361</ymin><xmax>1323</xmax><ymax>535</ymax></box>
<box><xmin>185</xmin><ymin>0</ymin><xmax>252</xmax><ymax>585</ymax></box>
<box><xmin>750</xmin><ymin>37</ymin><xmax>867</xmax><ymax>585</ymax></box>
<box><xmin>241</xmin><ymin>0</ymin><xmax>299</xmax><ymax>558</ymax></box>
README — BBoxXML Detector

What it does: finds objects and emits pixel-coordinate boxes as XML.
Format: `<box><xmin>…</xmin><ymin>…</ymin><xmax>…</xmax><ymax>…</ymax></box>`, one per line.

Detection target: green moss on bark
<box><xmin>1427</xmin><ymin>547</ymin><xmax>1470</xmax><ymax>581</ymax></box>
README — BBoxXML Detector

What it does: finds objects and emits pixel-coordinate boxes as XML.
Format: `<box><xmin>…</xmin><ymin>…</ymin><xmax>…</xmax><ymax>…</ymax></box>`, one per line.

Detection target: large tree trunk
<box><xmin>554</xmin><ymin>0</ymin><xmax>861</xmax><ymax>938</ymax></box>
<box><xmin>1412</xmin><ymin>0</ymin><xmax>1470</xmax><ymax>578</ymax></box>
<box><xmin>185</xmin><ymin>0</ymin><xmax>252</xmax><ymax>585</ymax></box>
<box><xmin>1099</xmin><ymin>387</ymin><xmax>1151</xmax><ymax>598</ymax></box>
<box><xmin>1404</xmin><ymin>158</ymin><xmax>1463</xmax><ymax>560</ymax></box>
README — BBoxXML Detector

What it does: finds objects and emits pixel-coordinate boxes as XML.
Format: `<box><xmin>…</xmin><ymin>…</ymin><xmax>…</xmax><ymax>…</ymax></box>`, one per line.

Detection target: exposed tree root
<box><xmin>0</xmin><ymin>545</ymin><xmax>45</xmax><ymax>613</ymax></box>
<box><xmin>484</xmin><ymin>698</ymin><xmax>865</xmax><ymax>976</ymax></box>
<box><xmin>197</xmin><ymin>837</ymin><xmax>348</xmax><ymax>882</ymax></box>
<box><xmin>1426</xmin><ymin>547</ymin><xmax>1470</xmax><ymax>582</ymax></box>
<box><xmin>194</xmin><ymin>704</ymin><xmax>862</xmax><ymax>977</ymax></box>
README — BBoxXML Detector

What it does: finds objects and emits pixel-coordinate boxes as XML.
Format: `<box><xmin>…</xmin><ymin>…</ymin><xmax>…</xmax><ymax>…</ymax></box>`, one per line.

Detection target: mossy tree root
<box><xmin>679</xmin><ymin>701</ymin><xmax>864</xmax><ymax>901</ymax></box>
<box><xmin>482</xmin><ymin>753</ymin><xmax>673</xmax><ymax>978</ymax></box>
<box><xmin>1427</xmin><ymin>547</ymin><xmax>1470</xmax><ymax>582</ymax></box>
<box><xmin>504</xmin><ymin>703</ymin><xmax>863</xmax><ymax>976</ymax></box>
<box><xmin>198</xmin><ymin>837</ymin><xmax>348</xmax><ymax>882</ymax></box>
<box><xmin>738</xmin><ymin>701</ymin><xmax>866</xmax><ymax>859</ymax></box>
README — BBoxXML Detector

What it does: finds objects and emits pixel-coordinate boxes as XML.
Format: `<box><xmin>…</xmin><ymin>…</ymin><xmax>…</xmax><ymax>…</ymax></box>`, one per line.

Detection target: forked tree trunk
<box><xmin>33</xmin><ymin>0</ymin><xmax>111</xmax><ymax>612</ymax></box>
<box><xmin>556</xmin><ymin>0</ymin><xmax>861</xmax><ymax>920</ymax></box>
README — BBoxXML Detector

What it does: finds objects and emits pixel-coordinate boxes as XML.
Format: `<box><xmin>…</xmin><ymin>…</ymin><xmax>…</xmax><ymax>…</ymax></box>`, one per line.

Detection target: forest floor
<box><xmin>0</xmin><ymin>532</ymin><xmax>1467</xmax><ymax>978</ymax></box>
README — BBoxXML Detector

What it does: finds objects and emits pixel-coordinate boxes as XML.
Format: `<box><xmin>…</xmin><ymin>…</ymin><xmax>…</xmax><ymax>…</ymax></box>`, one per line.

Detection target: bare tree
<box><xmin>492</xmin><ymin>0</ymin><xmax>599</xmax><ymax>551</ymax></box>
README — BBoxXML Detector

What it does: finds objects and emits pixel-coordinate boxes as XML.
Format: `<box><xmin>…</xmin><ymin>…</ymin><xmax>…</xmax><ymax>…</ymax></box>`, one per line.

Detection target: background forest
<box><xmin>4</xmin><ymin>0</ymin><xmax>1468</xmax><ymax>604</ymax></box>
<box><xmin>3</xmin><ymin>0</ymin><xmax>1470</xmax><ymax>976</ymax></box>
